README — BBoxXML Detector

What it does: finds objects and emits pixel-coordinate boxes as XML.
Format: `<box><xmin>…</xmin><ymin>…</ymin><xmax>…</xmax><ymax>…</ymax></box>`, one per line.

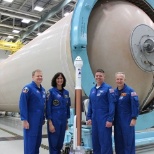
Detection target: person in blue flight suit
<box><xmin>114</xmin><ymin>72</ymin><xmax>139</xmax><ymax>154</ymax></box>
<box><xmin>19</xmin><ymin>69</ymin><xmax>46</xmax><ymax>154</ymax></box>
<box><xmin>86</xmin><ymin>69</ymin><xmax>115</xmax><ymax>154</ymax></box>
<box><xmin>46</xmin><ymin>72</ymin><xmax>71</xmax><ymax>154</ymax></box>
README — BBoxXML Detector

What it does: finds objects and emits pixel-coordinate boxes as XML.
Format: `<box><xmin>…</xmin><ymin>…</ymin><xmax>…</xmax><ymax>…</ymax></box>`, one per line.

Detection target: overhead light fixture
<box><xmin>12</xmin><ymin>30</ymin><xmax>20</xmax><ymax>33</ymax></box>
<box><xmin>37</xmin><ymin>33</ymin><xmax>42</xmax><ymax>36</ymax></box>
<box><xmin>34</xmin><ymin>6</ymin><xmax>44</xmax><ymax>12</ymax></box>
<box><xmin>22</xmin><ymin>19</ymin><xmax>30</xmax><ymax>24</ymax></box>
<box><xmin>3</xmin><ymin>0</ymin><xmax>13</xmax><ymax>2</ymax></box>
<box><xmin>64</xmin><ymin>12</ymin><xmax>70</xmax><ymax>17</ymax></box>
<box><xmin>8</xmin><ymin>36</ymin><xmax>14</xmax><ymax>39</ymax></box>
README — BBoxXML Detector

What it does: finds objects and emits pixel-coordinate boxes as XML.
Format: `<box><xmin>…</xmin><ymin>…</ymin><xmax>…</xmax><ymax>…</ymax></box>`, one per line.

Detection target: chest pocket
<box><xmin>31</xmin><ymin>90</ymin><xmax>42</xmax><ymax>101</ymax></box>
<box><xmin>65</xmin><ymin>97</ymin><xmax>70</xmax><ymax>106</ymax></box>
<box><xmin>63</xmin><ymin>93</ymin><xmax>69</xmax><ymax>106</ymax></box>
<box><xmin>97</xmin><ymin>90</ymin><xmax>107</xmax><ymax>97</ymax></box>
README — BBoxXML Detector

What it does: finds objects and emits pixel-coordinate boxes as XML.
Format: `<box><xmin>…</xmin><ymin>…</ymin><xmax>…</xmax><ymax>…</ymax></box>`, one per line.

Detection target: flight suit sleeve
<box><xmin>46</xmin><ymin>90</ymin><xmax>53</xmax><ymax>120</ymax></box>
<box><xmin>86</xmin><ymin>95</ymin><xmax>92</xmax><ymax>121</ymax></box>
<box><xmin>107</xmin><ymin>88</ymin><xmax>116</xmax><ymax>122</ymax></box>
<box><xmin>130</xmin><ymin>91</ymin><xmax>139</xmax><ymax>119</ymax></box>
<box><xmin>67</xmin><ymin>92</ymin><xmax>71</xmax><ymax>119</ymax></box>
<box><xmin>19</xmin><ymin>86</ymin><xmax>30</xmax><ymax>121</ymax></box>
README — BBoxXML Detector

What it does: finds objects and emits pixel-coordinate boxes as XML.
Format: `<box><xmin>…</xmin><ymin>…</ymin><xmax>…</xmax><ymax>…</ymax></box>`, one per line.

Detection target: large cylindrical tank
<box><xmin>0</xmin><ymin>14</ymin><xmax>74</xmax><ymax>111</ymax></box>
<box><xmin>0</xmin><ymin>0</ymin><xmax>154</xmax><ymax>112</ymax></box>
<box><xmin>88</xmin><ymin>0</ymin><xmax>154</xmax><ymax>110</ymax></box>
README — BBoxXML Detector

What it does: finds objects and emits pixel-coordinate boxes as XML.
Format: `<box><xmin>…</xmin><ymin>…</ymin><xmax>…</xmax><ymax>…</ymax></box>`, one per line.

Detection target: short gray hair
<box><xmin>32</xmin><ymin>69</ymin><xmax>42</xmax><ymax>76</ymax></box>
<box><xmin>115</xmin><ymin>72</ymin><xmax>125</xmax><ymax>78</ymax></box>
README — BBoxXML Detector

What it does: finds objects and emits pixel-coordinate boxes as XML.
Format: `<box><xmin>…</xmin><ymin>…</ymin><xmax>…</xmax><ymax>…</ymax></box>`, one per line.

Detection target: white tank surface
<box><xmin>0</xmin><ymin>0</ymin><xmax>154</xmax><ymax>112</ymax></box>
<box><xmin>0</xmin><ymin>15</ymin><xmax>75</xmax><ymax>112</ymax></box>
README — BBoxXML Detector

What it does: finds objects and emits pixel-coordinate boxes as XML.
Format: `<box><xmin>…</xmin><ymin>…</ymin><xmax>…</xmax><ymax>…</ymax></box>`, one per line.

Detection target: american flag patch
<box><xmin>109</xmin><ymin>88</ymin><xmax>114</xmax><ymax>93</ymax></box>
<box><xmin>131</xmin><ymin>92</ymin><xmax>137</xmax><ymax>96</ymax></box>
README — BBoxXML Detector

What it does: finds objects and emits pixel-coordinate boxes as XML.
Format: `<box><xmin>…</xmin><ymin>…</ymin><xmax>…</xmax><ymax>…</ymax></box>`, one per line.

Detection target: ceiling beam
<box><xmin>0</xmin><ymin>5</ymin><xmax>58</xmax><ymax>23</ymax></box>
<box><xmin>20</xmin><ymin>0</ymin><xmax>73</xmax><ymax>40</ymax></box>
<box><xmin>0</xmin><ymin>29</ymin><xmax>34</xmax><ymax>40</ymax></box>
<box><xmin>18</xmin><ymin>0</ymin><xmax>28</xmax><ymax>10</ymax></box>
<box><xmin>0</xmin><ymin>23</ymin><xmax>26</xmax><ymax>31</ymax></box>
<box><xmin>0</xmin><ymin>11</ymin><xmax>53</xmax><ymax>26</ymax></box>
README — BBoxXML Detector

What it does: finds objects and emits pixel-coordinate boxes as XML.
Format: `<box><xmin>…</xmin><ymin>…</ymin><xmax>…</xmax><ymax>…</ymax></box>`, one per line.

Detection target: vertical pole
<box><xmin>74</xmin><ymin>56</ymin><xmax>83</xmax><ymax>147</ymax></box>
<box><xmin>75</xmin><ymin>89</ymin><xmax>82</xmax><ymax>145</ymax></box>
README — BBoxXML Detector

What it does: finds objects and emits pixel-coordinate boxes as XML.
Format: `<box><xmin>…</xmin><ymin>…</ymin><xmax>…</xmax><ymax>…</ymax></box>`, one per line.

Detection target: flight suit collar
<box><xmin>116</xmin><ymin>84</ymin><xmax>127</xmax><ymax>92</ymax></box>
<box><xmin>53</xmin><ymin>87</ymin><xmax>64</xmax><ymax>93</ymax></box>
<box><xmin>95</xmin><ymin>82</ymin><xmax>105</xmax><ymax>89</ymax></box>
<box><xmin>31</xmin><ymin>81</ymin><xmax>43</xmax><ymax>90</ymax></box>
<box><xmin>116</xmin><ymin>84</ymin><xmax>127</xmax><ymax>96</ymax></box>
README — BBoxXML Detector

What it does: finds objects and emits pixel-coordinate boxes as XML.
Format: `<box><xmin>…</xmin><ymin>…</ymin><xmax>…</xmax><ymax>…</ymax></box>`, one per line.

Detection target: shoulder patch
<box><xmin>131</xmin><ymin>92</ymin><xmax>137</xmax><ymax>96</ymax></box>
<box><xmin>109</xmin><ymin>88</ymin><xmax>114</xmax><ymax>93</ymax></box>
<box><xmin>22</xmin><ymin>87</ymin><xmax>29</xmax><ymax>93</ymax></box>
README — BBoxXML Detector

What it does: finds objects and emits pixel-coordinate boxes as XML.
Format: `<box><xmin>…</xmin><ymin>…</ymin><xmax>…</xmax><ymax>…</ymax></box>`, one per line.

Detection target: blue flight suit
<box><xmin>19</xmin><ymin>81</ymin><xmax>46</xmax><ymax>154</ymax></box>
<box><xmin>87</xmin><ymin>82</ymin><xmax>115</xmax><ymax>154</ymax></box>
<box><xmin>114</xmin><ymin>84</ymin><xmax>139</xmax><ymax>154</ymax></box>
<box><xmin>46</xmin><ymin>87</ymin><xmax>71</xmax><ymax>154</ymax></box>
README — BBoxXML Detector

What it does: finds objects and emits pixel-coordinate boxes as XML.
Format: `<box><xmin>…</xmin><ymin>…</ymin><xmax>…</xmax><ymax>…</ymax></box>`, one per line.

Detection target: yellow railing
<box><xmin>0</xmin><ymin>40</ymin><xmax>24</xmax><ymax>54</ymax></box>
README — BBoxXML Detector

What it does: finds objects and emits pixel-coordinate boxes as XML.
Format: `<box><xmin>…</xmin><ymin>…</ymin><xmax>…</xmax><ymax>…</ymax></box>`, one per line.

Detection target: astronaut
<box><xmin>19</xmin><ymin>69</ymin><xmax>46</xmax><ymax>154</ymax></box>
<box><xmin>114</xmin><ymin>72</ymin><xmax>139</xmax><ymax>154</ymax></box>
<box><xmin>46</xmin><ymin>72</ymin><xmax>71</xmax><ymax>154</ymax></box>
<box><xmin>86</xmin><ymin>69</ymin><xmax>115</xmax><ymax>154</ymax></box>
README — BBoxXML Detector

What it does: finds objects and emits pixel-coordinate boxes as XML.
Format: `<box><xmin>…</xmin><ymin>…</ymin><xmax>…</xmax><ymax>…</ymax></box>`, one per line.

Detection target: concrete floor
<box><xmin>0</xmin><ymin>122</ymin><xmax>49</xmax><ymax>154</ymax></box>
<box><xmin>0</xmin><ymin>116</ymin><xmax>154</xmax><ymax>154</ymax></box>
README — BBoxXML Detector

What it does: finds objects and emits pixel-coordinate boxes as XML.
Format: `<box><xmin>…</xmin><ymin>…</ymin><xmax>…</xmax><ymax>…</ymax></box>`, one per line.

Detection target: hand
<box><xmin>86</xmin><ymin>119</ymin><xmax>92</xmax><ymax>125</ymax></box>
<box><xmin>23</xmin><ymin>120</ymin><xmax>29</xmax><ymax>129</ymax></box>
<box><xmin>106</xmin><ymin>121</ymin><xmax>112</xmax><ymax>128</ymax></box>
<box><xmin>48</xmin><ymin>120</ymin><xmax>55</xmax><ymax>132</ymax></box>
<box><xmin>130</xmin><ymin>119</ymin><xmax>136</xmax><ymax>126</ymax></box>
<box><xmin>48</xmin><ymin>119</ymin><xmax>55</xmax><ymax>133</ymax></box>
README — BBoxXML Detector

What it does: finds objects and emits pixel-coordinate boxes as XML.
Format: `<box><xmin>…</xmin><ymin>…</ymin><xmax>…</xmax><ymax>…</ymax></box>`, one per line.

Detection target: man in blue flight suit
<box><xmin>114</xmin><ymin>72</ymin><xmax>139</xmax><ymax>154</ymax></box>
<box><xmin>87</xmin><ymin>69</ymin><xmax>115</xmax><ymax>154</ymax></box>
<box><xmin>19</xmin><ymin>69</ymin><xmax>46</xmax><ymax>154</ymax></box>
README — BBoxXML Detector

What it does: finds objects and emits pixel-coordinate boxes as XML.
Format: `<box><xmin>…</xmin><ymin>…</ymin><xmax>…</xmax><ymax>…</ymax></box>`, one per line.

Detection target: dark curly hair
<box><xmin>51</xmin><ymin>72</ymin><xmax>66</xmax><ymax>87</ymax></box>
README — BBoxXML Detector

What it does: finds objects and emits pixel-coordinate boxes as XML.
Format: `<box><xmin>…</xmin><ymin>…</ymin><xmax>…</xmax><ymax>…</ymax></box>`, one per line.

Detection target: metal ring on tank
<box><xmin>130</xmin><ymin>24</ymin><xmax>154</xmax><ymax>111</ymax></box>
<box><xmin>70</xmin><ymin>0</ymin><xmax>98</xmax><ymax>96</ymax></box>
<box><xmin>130</xmin><ymin>24</ymin><xmax>154</xmax><ymax>72</ymax></box>
<box><xmin>128</xmin><ymin>0</ymin><xmax>154</xmax><ymax>111</ymax></box>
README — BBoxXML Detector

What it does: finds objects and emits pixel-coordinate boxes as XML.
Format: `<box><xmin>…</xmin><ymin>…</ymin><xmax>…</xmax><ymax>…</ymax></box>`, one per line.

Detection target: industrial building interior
<box><xmin>0</xmin><ymin>0</ymin><xmax>154</xmax><ymax>153</ymax></box>
<box><xmin>0</xmin><ymin>0</ymin><xmax>76</xmax><ymax>55</ymax></box>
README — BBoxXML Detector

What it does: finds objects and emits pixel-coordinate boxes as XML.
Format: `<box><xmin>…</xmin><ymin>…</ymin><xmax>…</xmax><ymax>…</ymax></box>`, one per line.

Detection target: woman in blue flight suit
<box><xmin>46</xmin><ymin>72</ymin><xmax>71</xmax><ymax>154</ymax></box>
<box><xmin>114</xmin><ymin>72</ymin><xmax>139</xmax><ymax>154</ymax></box>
